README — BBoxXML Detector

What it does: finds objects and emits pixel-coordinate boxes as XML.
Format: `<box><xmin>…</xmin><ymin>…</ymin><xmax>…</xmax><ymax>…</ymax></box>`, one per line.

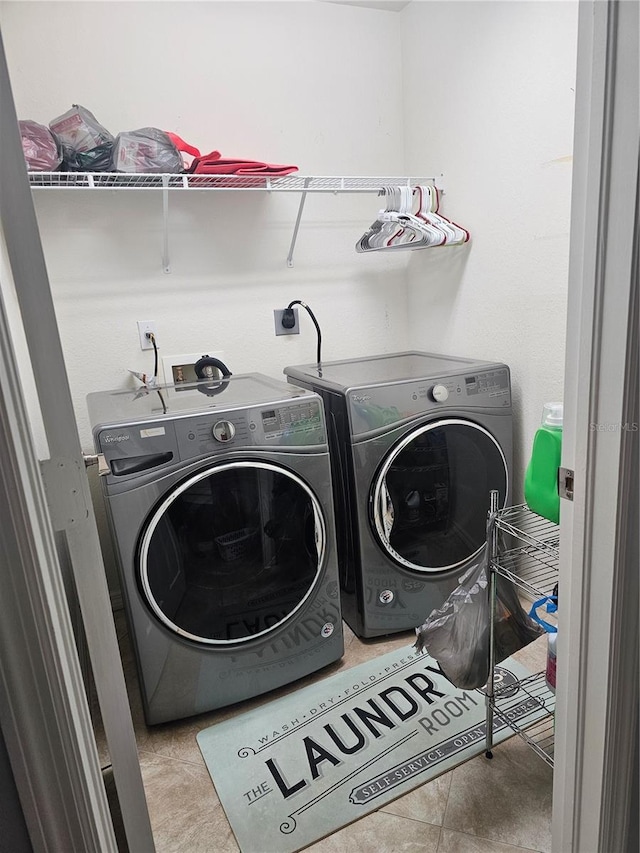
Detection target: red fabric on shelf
<box><xmin>190</xmin><ymin>155</ymin><xmax>298</xmax><ymax>176</ymax></box>
<box><xmin>164</xmin><ymin>132</ymin><xmax>202</xmax><ymax>159</ymax></box>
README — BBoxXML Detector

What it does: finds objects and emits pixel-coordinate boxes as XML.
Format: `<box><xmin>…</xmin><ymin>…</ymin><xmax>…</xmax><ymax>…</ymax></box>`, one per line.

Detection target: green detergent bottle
<box><xmin>524</xmin><ymin>403</ymin><xmax>563</xmax><ymax>524</ymax></box>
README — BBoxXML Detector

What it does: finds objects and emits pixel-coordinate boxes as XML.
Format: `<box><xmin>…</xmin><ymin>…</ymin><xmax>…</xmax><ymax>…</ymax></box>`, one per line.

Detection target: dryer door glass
<box><xmin>372</xmin><ymin>419</ymin><xmax>507</xmax><ymax>572</ymax></box>
<box><xmin>138</xmin><ymin>461</ymin><xmax>326</xmax><ymax>644</ymax></box>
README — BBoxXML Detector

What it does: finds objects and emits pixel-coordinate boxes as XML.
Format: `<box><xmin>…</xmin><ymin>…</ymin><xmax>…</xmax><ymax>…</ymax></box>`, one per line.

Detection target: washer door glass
<box><xmin>372</xmin><ymin>419</ymin><xmax>508</xmax><ymax>572</ymax></box>
<box><xmin>139</xmin><ymin>461</ymin><xmax>326</xmax><ymax>644</ymax></box>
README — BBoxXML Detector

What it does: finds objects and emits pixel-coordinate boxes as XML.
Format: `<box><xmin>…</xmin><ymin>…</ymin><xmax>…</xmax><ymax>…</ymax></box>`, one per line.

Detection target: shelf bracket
<box><xmin>162</xmin><ymin>176</ymin><xmax>171</xmax><ymax>274</ymax></box>
<box><xmin>287</xmin><ymin>177</ymin><xmax>311</xmax><ymax>268</ymax></box>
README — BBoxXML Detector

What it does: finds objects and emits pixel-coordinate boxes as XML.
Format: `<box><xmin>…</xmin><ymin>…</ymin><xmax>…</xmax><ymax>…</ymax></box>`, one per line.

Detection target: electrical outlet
<box><xmin>274</xmin><ymin>308</ymin><xmax>300</xmax><ymax>336</ymax></box>
<box><xmin>137</xmin><ymin>320</ymin><xmax>157</xmax><ymax>351</ymax></box>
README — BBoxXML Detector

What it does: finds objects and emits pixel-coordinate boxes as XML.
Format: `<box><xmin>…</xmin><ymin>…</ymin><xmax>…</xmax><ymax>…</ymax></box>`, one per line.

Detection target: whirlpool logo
<box><xmin>351</xmin><ymin>394</ymin><xmax>371</xmax><ymax>403</ymax></box>
<box><xmin>103</xmin><ymin>433</ymin><xmax>130</xmax><ymax>443</ymax></box>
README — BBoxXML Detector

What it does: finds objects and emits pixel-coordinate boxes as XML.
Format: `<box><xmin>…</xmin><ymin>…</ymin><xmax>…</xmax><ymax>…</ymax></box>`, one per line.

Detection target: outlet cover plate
<box><xmin>137</xmin><ymin>320</ymin><xmax>157</xmax><ymax>351</ymax></box>
<box><xmin>274</xmin><ymin>308</ymin><xmax>300</xmax><ymax>336</ymax></box>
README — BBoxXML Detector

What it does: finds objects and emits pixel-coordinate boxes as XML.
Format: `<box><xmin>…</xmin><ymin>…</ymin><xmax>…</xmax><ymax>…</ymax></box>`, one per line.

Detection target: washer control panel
<box><xmin>259</xmin><ymin>400</ymin><xmax>323</xmax><ymax>439</ymax></box>
<box><xmin>174</xmin><ymin>398</ymin><xmax>326</xmax><ymax>459</ymax></box>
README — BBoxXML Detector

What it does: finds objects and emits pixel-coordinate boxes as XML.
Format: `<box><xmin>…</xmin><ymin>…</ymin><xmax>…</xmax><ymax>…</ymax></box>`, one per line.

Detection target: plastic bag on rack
<box><xmin>111</xmin><ymin>128</ymin><xmax>197</xmax><ymax>173</ymax></box>
<box><xmin>414</xmin><ymin>542</ymin><xmax>543</xmax><ymax>689</ymax></box>
<box><xmin>49</xmin><ymin>104</ymin><xmax>114</xmax><ymax>171</ymax></box>
<box><xmin>19</xmin><ymin>120</ymin><xmax>62</xmax><ymax>171</ymax></box>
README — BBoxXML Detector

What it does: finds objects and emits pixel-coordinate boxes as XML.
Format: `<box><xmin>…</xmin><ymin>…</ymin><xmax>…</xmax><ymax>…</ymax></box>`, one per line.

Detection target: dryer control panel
<box><xmin>347</xmin><ymin>367</ymin><xmax>511</xmax><ymax>437</ymax></box>
<box><xmin>463</xmin><ymin>369</ymin><xmax>510</xmax><ymax>399</ymax></box>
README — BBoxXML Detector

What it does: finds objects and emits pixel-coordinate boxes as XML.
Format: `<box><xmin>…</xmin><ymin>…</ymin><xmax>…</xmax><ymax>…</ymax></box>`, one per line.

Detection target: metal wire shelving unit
<box><xmin>490</xmin><ymin>671</ymin><xmax>556</xmax><ymax>767</ymax></box>
<box><xmin>27</xmin><ymin>172</ymin><xmax>442</xmax><ymax>270</ymax></box>
<box><xmin>485</xmin><ymin>494</ymin><xmax>559</xmax><ymax>768</ymax></box>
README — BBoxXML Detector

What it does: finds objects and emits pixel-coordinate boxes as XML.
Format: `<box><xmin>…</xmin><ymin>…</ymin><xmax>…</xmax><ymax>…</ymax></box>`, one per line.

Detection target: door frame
<box><xmin>552</xmin><ymin>1</ymin><xmax>639</xmax><ymax>850</ymax></box>
<box><xmin>0</xmin><ymin>30</ymin><xmax>156</xmax><ymax>852</ymax></box>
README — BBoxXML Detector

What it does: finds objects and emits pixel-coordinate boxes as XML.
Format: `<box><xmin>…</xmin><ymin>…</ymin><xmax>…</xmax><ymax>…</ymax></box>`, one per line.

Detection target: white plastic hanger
<box><xmin>384</xmin><ymin>185</ymin><xmax>443</xmax><ymax>247</ymax></box>
<box><xmin>414</xmin><ymin>185</ymin><xmax>470</xmax><ymax>245</ymax></box>
<box><xmin>356</xmin><ymin>185</ymin><xmax>442</xmax><ymax>253</ymax></box>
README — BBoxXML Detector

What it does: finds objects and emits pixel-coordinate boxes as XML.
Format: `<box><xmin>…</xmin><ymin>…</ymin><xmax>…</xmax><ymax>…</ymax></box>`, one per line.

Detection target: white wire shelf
<box><xmin>27</xmin><ymin>172</ymin><xmax>442</xmax><ymax>271</ymax></box>
<box><xmin>27</xmin><ymin>172</ymin><xmax>439</xmax><ymax>192</ymax></box>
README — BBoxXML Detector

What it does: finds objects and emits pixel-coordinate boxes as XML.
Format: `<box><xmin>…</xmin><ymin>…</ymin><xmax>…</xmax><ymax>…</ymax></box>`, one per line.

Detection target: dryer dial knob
<box><xmin>430</xmin><ymin>384</ymin><xmax>449</xmax><ymax>403</ymax></box>
<box><xmin>212</xmin><ymin>420</ymin><xmax>235</xmax><ymax>442</ymax></box>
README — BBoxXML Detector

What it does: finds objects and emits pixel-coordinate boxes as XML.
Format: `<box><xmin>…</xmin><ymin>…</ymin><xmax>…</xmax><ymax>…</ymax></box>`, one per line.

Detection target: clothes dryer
<box><xmin>88</xmin><ymin>374</ymin><xmax>343</xmax><ymax>724</ymax></box>
<box><xmin>284</xmin><ymin>352</ymin><xmax>512</xmax><ymax>638</ymax></box>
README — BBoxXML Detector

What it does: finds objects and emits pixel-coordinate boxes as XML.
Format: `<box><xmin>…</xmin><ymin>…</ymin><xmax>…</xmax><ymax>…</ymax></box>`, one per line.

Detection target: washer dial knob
<box><xmin>431</xmin><ymin>384</ymin><xmax>449</xmax><ymax>403</ymax></box>
<box><xmin>212</xmin><ymin>420</ymin><xmax>235</xmax><ymax>442</ymax></box>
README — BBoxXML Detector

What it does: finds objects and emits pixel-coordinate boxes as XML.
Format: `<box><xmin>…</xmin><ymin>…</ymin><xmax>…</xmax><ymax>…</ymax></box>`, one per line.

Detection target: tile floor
<box><xmin>92</xmin><ymin>612</ymin><xmax>553</xmax><ymax>853</ymax></box>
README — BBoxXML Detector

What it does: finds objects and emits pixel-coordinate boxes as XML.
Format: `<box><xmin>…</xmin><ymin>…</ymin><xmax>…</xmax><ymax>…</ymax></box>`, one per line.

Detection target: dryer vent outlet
<box><xmin>274</xmin><ymin>308</ymin><xmax>300</xmax><ymax>336</ymax></box>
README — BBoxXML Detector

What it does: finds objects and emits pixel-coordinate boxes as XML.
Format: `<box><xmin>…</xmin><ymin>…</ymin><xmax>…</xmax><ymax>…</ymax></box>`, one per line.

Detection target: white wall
<box><xmin>1</xmin><ymin>0</ymin><xmax>418</xmax><ymax>597</ymax></box>
<box><xmin>0</xmin><ymin>0</ymin><xmax>413</xmax><ymax>445</ymax></box>
<box><xmin>402</xmin><ymin>0</ymin><xmax>577</xmax><ymax>499</ymax></box>
<box><xmin>1</xmin><ymin>0</ymin><xmax>578</xmax><ymax>595</ymax></box>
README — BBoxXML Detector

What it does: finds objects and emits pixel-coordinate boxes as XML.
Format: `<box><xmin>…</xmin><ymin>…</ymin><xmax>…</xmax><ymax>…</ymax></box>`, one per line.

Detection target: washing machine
<box><xmin>284</xmin><ymin>351</ymin><xmax>512</xmax><ymax>638</ymax></box>
<box><xmin>87</xmin><ymin>373</ymin><xmax>343</xmax><ymax>724</ymax></box>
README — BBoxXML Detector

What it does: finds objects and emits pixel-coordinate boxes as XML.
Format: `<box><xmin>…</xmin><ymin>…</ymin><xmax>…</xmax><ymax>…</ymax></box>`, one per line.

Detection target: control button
<box><xmin>187</xmin><ymin>432</ymin><xmax>196</xmax><ymax>440</ymax></box>
<box><xmin>212</xmin><ymin>420</ymin><xmax>236</xmax><ymax>442</ymax></box>
<box><xmin>249</xmin><ymin>422</ymin><xmax>256</xmax><ymax>431</ymax></box>
<box><xmin>430</xmin><ymin>384</ymin><xmax>449</xmax><ymax>403</ymax></box>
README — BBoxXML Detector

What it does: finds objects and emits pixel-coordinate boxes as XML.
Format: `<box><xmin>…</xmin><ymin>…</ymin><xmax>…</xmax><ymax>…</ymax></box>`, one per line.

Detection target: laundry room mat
<box><xmin>197</xmin><ymin>646</ymin><xmax>544</xmax><ymax>853</ymax></box>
